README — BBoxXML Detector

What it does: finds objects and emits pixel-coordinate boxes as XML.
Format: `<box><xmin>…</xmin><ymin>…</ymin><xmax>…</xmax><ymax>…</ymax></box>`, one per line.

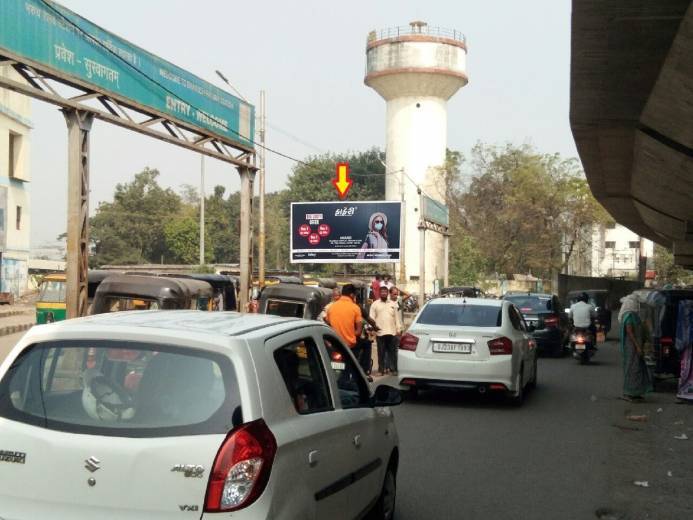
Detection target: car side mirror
<box><xmin>372</xmin><ymin>385</ymin><xmax>403</xmax><ymax>407</ymax></box>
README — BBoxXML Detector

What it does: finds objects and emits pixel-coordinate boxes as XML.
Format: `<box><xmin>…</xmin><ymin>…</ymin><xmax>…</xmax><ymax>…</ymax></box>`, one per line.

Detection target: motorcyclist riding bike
<box><xmin>569</xmin><ymin>292</ymin><xmax>598</xmax><ymax>348</ymax></box>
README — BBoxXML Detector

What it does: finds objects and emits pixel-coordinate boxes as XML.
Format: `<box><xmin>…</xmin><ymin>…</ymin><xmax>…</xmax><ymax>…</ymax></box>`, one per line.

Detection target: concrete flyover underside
<box><xmin>570</xmin><ymin>0</ymin><xmax>693</xmax><ymax>267</ymax></box>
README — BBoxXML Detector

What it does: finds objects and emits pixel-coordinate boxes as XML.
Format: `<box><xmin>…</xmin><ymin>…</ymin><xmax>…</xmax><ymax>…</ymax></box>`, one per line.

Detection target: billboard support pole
<box><xmin>63</xmin><ymin>109</ymin><xmax>93</xmax><ymax>319</ymax></box>
<box><xmin>444</xmin><ymin>233</ymin><xmax>450</xmax><ymax>288</ymax></box>
<box><xmin>238</xmin><ymin>164</ymin><xmax>255</xmax><ymax>311</ymax></box>
<box><xmin>418</xmin><ymin>189</ymin><xmax>426</xmax><ymax>309</ymax></box>
<box><xmin>399</xmin><ymin>169</ymin><xmax>406</xmax><ymax>285</ymax></box>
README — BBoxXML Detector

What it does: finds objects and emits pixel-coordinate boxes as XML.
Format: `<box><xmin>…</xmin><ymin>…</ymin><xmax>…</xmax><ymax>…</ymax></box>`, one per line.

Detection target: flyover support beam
<box><xmin>63</xmin><ymin>109</ymin><xmax>94</xmax><ymax>319</ymax></box>
<box><xmin>238</xmin><ymin>165</ymin><xmax>256</xmax><ymax>312</ymax></box>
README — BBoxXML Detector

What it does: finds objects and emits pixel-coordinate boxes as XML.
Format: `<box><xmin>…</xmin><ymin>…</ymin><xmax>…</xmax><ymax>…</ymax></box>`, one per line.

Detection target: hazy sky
<box><xmin>28</xmin><ymin>0</ymin><xmax>575</xmax><ymax>246</ymax></box>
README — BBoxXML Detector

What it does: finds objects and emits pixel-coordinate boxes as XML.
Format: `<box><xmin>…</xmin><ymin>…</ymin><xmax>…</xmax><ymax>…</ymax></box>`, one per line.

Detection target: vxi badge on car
<box><xmin>0</xmin><ymin>450</ymin><xmax>26</xmax><ymax>464</ymax></box>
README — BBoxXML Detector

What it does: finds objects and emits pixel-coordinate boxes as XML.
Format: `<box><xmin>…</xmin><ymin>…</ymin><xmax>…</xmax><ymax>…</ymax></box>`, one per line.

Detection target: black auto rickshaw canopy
<box><xmin>159</xmin><ymin>273</ymin><xmax>237</xmax><ymax>311</ymax></box>
<box><xmin>91</xmin><ymin>274</ymin><xmax>212</xmax><ymax>314</ymax></box>
<box><xmin>259</xmin><ymin>283</ymin><xmax>333</xmax><ymax>320</ymax></box>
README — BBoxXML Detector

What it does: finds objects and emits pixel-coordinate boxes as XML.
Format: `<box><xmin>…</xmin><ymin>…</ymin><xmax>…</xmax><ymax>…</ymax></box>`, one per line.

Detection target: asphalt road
<box><xmin>391</xmin><ymin>342</ymin><xmax>624</xmax><ymax>520</ymax></box>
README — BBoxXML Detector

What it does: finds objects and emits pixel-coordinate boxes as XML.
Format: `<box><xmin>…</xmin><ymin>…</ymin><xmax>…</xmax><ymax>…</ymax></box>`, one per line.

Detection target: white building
<box><xmin>365</xmin><ymin>22</ymin><xmax>468</xmax><ymax>292</ymax></box>
<box><xmin>0</xmin><ymin>67</ymin><xmax>31</xmax><ymax>298</ymax></box>
<box><xmin>591</xmin><ymin>223</ymin><xmax>654</xmax><ymax>278</ymax></box>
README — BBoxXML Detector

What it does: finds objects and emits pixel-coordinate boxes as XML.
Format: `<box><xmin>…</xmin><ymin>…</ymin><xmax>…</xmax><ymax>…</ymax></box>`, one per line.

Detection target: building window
<box><xmin>8</xmin><ymin>132</ymin><xmax>20</xmax><ymax>178</ymax></box>
<box><xmin>629</xmin><ymin>241</ymin><xmax>640</xmax><ymax>249</ymax></box>
<box><xmin>15</xmin><ymin>205</ymin><xmax>21</xmax><ymax>231</ymax></box>
<box><xmin>604</xmin><ymin>241</ymin><xmax>615</xmax><ymax>249</ymax></box>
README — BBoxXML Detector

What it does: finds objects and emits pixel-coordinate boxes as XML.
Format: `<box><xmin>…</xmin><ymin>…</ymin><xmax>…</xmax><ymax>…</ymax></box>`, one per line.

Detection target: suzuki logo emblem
<box><xmin>84</xmin><ymin>456</ymin><xmax>101</xmax><ymax>473</ymax></box>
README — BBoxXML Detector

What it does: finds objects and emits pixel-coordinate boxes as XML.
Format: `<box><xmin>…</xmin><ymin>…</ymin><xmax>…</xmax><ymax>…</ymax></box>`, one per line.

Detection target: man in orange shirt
<box><xmin>325</xmin><ymin>284</ymin><xmax>363</xmax><ymax>349</ymax></box>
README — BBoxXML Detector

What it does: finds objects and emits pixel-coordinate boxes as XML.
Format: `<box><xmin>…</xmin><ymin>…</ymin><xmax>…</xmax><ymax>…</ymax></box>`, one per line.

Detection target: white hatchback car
<box><xmin>0</xmin><ymin>311</ymin><xmax>401</xmax><ymax>519</ymax></box>
<box><xmin>397</xmin><ymin>298</ymin><xmax>537</xmax><ymax>404</ymax></box>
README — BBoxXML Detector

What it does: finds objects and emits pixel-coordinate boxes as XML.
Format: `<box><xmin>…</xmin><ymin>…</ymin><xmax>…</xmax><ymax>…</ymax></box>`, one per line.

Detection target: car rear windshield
<box><xmin>0</xmin><ymin>340</ymin><xmax>241</xmax><ymax>437</ymax></box>
<box><xmin>505</xmin><ymin>295</ymin><xmax>553</xmax><ymax>313</ymax></box>
<box><xmin>417</xmin><ymin>303</ymin><xmax>502</xmax><ymax>327</ymax></box>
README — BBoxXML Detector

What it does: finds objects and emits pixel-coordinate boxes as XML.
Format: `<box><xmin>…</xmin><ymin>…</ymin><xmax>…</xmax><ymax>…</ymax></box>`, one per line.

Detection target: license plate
<box><xmin>575</xmin><ymin>344</ymin><xmax>586</xmax><ymax>351</ymax></box>
<box><xmin>432</xmin><ymin>342</ymin><xmax>472</xmax><ymax>354</ymax></box>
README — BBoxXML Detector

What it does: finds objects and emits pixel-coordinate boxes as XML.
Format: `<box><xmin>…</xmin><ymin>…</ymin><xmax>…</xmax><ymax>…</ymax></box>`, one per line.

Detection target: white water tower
<box><xmin>365</xmin><ymin>21</ymin><xmax>467</xmax><ymax>292</ymax></box>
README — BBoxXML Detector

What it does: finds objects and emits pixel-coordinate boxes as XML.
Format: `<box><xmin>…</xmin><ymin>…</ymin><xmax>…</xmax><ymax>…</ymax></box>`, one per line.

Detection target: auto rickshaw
<box><xmin>259</xmin><ymin>283</ymin><xmax>333</xmax><ymax>320</ymax></box>
<box><xmin>338</xmin><ymin>278</ymin><xmax>370</xmax><ymax>305</ymax></box>
<box><xmin>36</xmin><ymin>273</ymin><xmax>66</xmax><ymax>323</ymax></box>
<box><xmin>263</xmin><ymin>275</ymin><xmax>303</xmax><ymax>286</ymax></box>
<box><xmin>188</xmin><ymin>273</ymin><xmax>238</xmax><ymax>311</ymax></box>
<box><xmin>91</xmin><ymin>274</ymin><xmax>213</xmax><ymax>314</ymax></box>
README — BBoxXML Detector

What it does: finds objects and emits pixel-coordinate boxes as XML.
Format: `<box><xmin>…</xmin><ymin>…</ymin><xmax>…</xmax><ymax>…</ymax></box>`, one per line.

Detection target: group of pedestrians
<box><xmin>322</xmin><ymin>276</ymin><xmax>410</xmax><ymax>377</ymax></box>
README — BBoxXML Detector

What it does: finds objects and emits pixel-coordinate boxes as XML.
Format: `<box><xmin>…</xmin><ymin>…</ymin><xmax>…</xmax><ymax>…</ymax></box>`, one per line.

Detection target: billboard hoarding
<box><xmin>290</xmin><ymin>201</ymin><xmax>402</xmax><ymax>264</ymax></box>
<box><xmin>0</xmin><ymin>0</ymin><xmax>254</xmax><ymax>149</ymax></box>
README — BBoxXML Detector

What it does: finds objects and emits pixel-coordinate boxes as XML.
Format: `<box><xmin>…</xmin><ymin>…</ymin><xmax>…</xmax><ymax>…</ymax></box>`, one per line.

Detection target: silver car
<box><xmin>397</xmin><ymin>298</ymin><xmax>538</xmax><ymax>404</ymax></box>
<box><xmin>0</xmin><ymin>311</ymin><xmax>401</xmax><ymax>519</ymax></box>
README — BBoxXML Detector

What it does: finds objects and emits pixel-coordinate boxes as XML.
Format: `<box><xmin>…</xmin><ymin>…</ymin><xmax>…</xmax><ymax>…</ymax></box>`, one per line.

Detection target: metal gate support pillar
<box><xmin>63</xmin><ymin>109</ymin><xmax>94</xmax><ymax>319</ymax></box>
<box><xmin>238</xmin><ymin>165</ymin><xmax>255</xmax><ymax>312</ymax></box>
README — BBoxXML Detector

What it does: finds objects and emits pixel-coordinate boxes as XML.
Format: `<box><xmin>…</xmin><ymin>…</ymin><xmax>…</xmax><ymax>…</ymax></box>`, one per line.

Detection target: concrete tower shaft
<box><xmin>365</xmin><ymin>23</ymin><xmax>467</xmax><ymax>291</ymax></box>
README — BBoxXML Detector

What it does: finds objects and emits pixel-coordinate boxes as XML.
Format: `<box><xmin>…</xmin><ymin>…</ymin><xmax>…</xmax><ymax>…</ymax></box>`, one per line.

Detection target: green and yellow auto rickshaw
<box><xmin>36</xmin><ymin>273</ymin><xmax>67</xmax><ymax>324</ymax></box>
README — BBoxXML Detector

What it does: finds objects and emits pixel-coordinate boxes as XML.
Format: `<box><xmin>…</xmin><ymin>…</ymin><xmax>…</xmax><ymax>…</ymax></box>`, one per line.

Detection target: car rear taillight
<box><xmin>488</xmin><ymin>336</ymin><xmax>513</xmax><ymax>355</ymax></box>
<box><xmin>205</xmin><ymin>419</ymin><xmax>277</xmax><ymax>512</ymax></box>
<box><xmin>543</xmin><ymin>315</ymin><xmax>559</xmax><ymax>328</ymax></box>
<box><xmin>399</xmin><ymin>333</ymin><xmax>419</xmax><ymax>351</ymax></box>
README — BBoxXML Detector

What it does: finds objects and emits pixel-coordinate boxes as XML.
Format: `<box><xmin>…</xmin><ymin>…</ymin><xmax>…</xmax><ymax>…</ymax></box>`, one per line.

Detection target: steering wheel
<box><xmin>82</xmin><ymin>370</ymin><xmax>135</xmax><ymax>422</ymax></box>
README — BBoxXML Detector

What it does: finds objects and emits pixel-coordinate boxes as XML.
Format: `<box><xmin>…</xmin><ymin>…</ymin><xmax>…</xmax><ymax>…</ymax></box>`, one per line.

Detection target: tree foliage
<box><xmin>654</xmin><ymin>245</ymin><xmax>693</xmax><ymax>286</ymax></box>
<box><xmin>447</xmin><ymin>143</ymin><xmax>611</xmax><ymax>279</ymax></box>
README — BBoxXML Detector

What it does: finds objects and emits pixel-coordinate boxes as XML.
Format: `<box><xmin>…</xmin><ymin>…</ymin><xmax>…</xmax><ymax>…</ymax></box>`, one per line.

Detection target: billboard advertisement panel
<box><xmin>290</xmin><ymin>201</ymin><xmax>402</xmax><ymax>263</ymax></box>
<box><xmin>0</xmin><ymin>0</ymin><xmax>254</xmax><ymax>149</ymax></box>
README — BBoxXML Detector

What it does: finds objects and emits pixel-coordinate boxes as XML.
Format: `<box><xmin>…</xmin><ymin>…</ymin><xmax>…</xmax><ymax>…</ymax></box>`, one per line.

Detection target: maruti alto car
<box><xmin>0</xmin><ymin>311</ymin><xmax>401</xmax><ymax>519</ymax></box>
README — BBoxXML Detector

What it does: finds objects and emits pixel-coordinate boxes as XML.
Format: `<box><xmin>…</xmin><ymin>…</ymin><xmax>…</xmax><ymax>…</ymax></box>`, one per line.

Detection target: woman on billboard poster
<box><xmin>357</xmin><ymin>212</ymin><xmax>390</xmax><ymax>260</ymax></box>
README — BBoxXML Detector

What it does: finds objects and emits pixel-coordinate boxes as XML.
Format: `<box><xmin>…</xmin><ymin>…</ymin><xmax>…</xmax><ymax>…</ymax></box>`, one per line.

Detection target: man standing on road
<box><xmin>370</xmin><ymin>285</ymin><xmax>402</xmax><ymax>376</ymax></box>
<box><xmin>326</xmin><ymin>284</ymin><xmax>363</xmax><ymax>351</ymax></box>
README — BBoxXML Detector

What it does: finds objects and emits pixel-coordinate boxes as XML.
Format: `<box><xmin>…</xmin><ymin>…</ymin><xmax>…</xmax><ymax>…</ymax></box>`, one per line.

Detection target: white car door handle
<box><xmin>353</xmin><ymin>435</ymin><xmax>362</xmax><ymax>448</ymax></box>
<box><xmin>308</xmin><ymin>450</ymin><xmax>319</xmax><ymax>467</ymax></box>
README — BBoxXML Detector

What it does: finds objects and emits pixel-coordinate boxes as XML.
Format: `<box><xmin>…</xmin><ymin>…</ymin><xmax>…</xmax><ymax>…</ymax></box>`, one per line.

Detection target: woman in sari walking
<box><xmin>619</xmin><ymin>295</ymin><xmax>653</xmax><ymax>401</ymax></box>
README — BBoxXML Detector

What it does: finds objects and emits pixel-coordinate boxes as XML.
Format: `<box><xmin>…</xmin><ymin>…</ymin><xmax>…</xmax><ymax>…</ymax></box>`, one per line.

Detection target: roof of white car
<box><xmin>39</xmin><ymin>310</ymin><xmax>309</xmax><ymax>338</ymax></box>
<box><xmin>428</xmin><ymin>297</ymin><xmax>504</xmax><ymax>307</ymax></box>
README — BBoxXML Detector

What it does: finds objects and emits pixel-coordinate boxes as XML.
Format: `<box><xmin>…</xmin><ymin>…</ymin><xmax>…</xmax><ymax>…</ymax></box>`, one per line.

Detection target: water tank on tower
<box><xmin>365</xmin><ymin>21</ymin><xmax>467</xmax><ymax>293</ymax></box>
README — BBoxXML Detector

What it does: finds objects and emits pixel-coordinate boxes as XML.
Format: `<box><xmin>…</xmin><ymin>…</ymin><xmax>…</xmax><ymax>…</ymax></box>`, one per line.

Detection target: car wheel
<box><xmin>508</xmin><ymin>369</ymin><xmax>525</xmax><ymax>406</ymax></box>
<box><xmin>368</xmin><ymin>463</ymin><xmax>397</xmax><ymax>520</ymax></box>
<box><xmin>528</xmin><ymin>358</ymin><xmax>538</xmax><ymax>390</ymax></box>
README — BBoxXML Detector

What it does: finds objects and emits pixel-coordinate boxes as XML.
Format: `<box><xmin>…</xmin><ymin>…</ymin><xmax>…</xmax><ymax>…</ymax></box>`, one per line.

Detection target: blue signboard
<box><xmin>290</xmin><ymin>201</ymin><xmax>402</xmax><ymax>264</ymax></box>
<box><xmin>0</xmin><ymin>0</ymin><xmax>254</xmax><ymax>149</ymax></box>
<box><xmin>422</xmin><ymin>195</ymin><xmax>449</xmax><ymax>227</ymax></box>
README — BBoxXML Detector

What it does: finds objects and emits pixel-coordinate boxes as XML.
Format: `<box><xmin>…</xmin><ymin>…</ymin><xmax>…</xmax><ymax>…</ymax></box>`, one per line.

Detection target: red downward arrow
<box><xmin>333</xmin><ymin>163</ymin><xmax>353</xmax><ymax>199</ymax></box>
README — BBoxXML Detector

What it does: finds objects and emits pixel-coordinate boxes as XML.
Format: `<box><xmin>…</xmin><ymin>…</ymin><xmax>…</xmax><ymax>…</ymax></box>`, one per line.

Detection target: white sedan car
<box><xmin>397</xmin><ymin>298</ymin><xmax>537</xmax><ymax>404</ymax></box>
<box><xmin>0</xmin><ymin>311</ymin><xmax>401</xmax><ymax>519</ymax></box>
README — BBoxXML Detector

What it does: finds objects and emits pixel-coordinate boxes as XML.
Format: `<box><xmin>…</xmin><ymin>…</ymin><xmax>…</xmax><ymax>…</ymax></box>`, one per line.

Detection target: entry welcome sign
<box><xmin>0</xmin><ymin>0</ymin><xmax>254</xmax><ymax>149</ymax></box>
<box><xmin>290</xmin><ymin>201</ymin><xmax>402</xmax><ymax>263</ymax></box>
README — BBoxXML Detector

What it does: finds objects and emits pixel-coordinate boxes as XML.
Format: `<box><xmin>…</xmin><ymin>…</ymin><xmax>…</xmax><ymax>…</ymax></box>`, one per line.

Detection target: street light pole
<box><xmin>258</xmin><ymin>90</ymin><xmax>266</xmax><ymax>287</ymax></box>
